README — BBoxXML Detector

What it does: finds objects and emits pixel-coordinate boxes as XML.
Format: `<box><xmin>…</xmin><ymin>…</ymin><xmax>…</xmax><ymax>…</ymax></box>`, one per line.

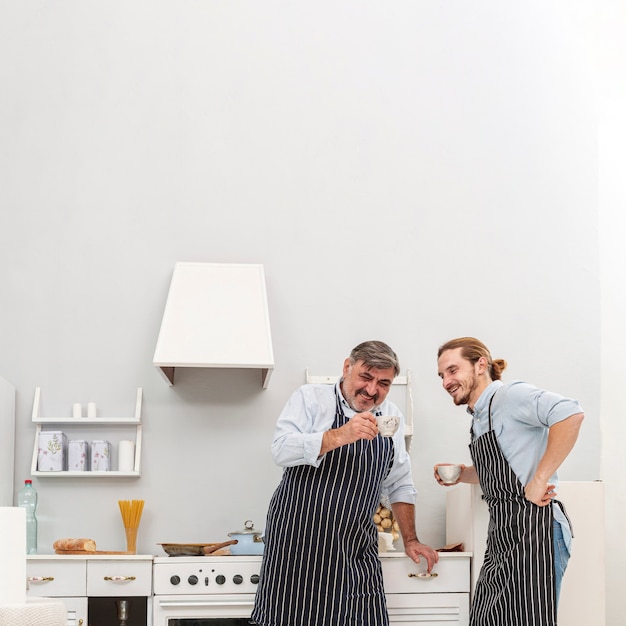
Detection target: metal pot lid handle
<box><xmin>230</xmin><ymin>520</ymin><xmax>262</xmax><ymax>535</ymax></box>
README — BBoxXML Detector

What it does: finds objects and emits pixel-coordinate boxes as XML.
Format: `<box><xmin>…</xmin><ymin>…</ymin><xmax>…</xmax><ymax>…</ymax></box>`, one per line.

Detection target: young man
<box><xmin>252</xmin><ymin>340</ymin><xmax>437</xmax><ymax>626</ymax></box>
<box><xmin>435</xmin><ymin>337</ymin><xmax>583</xmax><ymax>626</ymax></box>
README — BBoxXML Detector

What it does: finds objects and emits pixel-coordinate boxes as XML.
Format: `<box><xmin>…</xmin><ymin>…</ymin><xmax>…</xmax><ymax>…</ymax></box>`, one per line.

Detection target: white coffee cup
<box><xmin>436</xmin><ymin>463</ymin><xmax>462</xmax><ymax>484</ymax></box>
<box><xmin>376</xmin><ymin>415</ymin><xmax>400</xmax><ymax>437</ymax></box>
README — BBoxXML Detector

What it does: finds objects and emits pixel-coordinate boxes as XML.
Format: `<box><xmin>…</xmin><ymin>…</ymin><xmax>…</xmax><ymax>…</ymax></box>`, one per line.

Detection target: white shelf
<box><xmin>30</xmin><ymin>388</ymin><xmax>143</xmax><ymax>478</ymax></box>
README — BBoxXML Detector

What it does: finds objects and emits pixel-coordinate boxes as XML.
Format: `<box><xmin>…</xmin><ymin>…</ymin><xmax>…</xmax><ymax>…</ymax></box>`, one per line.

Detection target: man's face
<box><xmin>340</xmin><ymin>359</ymin><xmax>395</xmax><ymax>412</ymax></box>
<box><xmin>437</xmin><ymin>347</ymin><xmax>483</xmax><ymax>407</ymax></box>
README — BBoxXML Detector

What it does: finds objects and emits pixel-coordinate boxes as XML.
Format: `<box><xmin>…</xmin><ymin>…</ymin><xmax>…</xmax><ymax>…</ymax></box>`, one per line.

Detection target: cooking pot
<box><xmin>228</xmin><ymin>520</ymin><xmax>264</xmax><ymax>555</ymax></box>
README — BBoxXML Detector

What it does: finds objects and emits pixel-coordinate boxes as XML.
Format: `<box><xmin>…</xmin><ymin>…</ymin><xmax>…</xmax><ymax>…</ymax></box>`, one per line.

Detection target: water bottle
<box><xmin>17</xmin><ymin>479</ymin><xmax>38</xmax><ymax>554</ymax></box>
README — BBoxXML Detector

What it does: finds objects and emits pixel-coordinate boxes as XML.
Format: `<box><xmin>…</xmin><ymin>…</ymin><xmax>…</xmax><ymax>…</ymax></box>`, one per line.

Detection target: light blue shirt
<box><xmin>271</xmin><ymin>382</ymin><xmax>417</xmax><ymax>505</ymax></box>
<box><xmin>470</xmin><ymin>380</ymin><xmax>583</xmax><ymax>550</ymax></box>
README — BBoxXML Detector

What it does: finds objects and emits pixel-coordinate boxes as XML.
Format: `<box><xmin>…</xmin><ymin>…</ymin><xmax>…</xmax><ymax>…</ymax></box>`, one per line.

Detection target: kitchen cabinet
<box><xmin>30</xmin><ymin>388</ymin><xmax>143</xmax><ymax>478</ymax></box>
<box><xmin>27</xmin><ymin>554</ymin><xmax>152</xmax><ymax>626</ymax></box>
<box><xmin>380</xmin><ymin>552</ymin><xmax>470</xmax><ymax>625</ymax></box>
<box><xmin>445</xmin><ymin>481</ymin><xmax>605</xmax><ymax>626</ymax></box>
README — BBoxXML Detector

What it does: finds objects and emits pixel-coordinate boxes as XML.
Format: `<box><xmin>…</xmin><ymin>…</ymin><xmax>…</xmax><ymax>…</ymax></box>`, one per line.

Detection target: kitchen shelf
<box><xmin>304</xmin><ymin>369</ymin><xmax>414</xmax><ymax>451</ymax></box>
<box><xmin>30</xmin><ymin>388</ymin><xmax>143</xmax><ymax>478</ymax></box>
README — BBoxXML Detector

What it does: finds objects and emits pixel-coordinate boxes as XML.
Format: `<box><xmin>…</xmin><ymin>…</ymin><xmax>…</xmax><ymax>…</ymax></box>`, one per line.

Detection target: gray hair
<box><xmin>349</xmin><ymin>341</ymin><xmax>400</xmax><ymax>377</ymax></box>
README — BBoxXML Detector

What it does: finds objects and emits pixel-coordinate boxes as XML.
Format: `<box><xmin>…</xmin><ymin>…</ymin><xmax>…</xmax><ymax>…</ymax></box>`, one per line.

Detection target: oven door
<box><xmin>153</xmin><ymin>593</ymin><xmax>256</xmax><ymax>625</ymax></box>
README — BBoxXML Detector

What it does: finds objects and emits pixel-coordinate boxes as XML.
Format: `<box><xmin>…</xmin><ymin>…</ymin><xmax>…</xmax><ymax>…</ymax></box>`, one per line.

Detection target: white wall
<box><xmin>0</xmin><ymin>1</ymin><xmax>620</xmax><ymax>622</ymax></box>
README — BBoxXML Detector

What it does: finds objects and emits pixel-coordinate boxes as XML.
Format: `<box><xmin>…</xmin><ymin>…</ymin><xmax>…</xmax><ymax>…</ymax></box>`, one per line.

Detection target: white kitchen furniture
<box><xmin>380</xmin><ymin>552</ymin><xmax>471</xmax><ymax>625</ymax></box>
<box><xmin>153</xmin><ymin>262</ymin><xmax>275</xmax><ymax>387</ymax></box>
<box><xmin>30</xmin><ymin>388</ymin><xmax>143</xmax><ymax>477</ymax></box>
<box><xmin>0</xmin><ymin>376</ymin><xmax>15</xmax><ymax>505</ymax></box>
<box><xmin>27</xmin><ymin>554</ymin><xmax>152</xmax><ymax>626</ymax></box>
<box><xmin>446</xmin><ymin>481</ymin><xmax>605</xmax><ymax>626</ymax></box>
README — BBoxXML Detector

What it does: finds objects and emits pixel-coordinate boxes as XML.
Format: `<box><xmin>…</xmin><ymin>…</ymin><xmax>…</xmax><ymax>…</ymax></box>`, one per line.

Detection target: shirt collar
<box><xmin>467</xmin><ymin>380</ymin><xmax>503</xmax><ymax>419</ymax></box>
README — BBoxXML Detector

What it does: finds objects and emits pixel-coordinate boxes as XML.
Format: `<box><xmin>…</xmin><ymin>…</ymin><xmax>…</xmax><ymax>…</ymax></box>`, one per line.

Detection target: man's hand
<box><xmin>319</xmin><ymin>412</ymin><xmax>377</xmax><ymax>455</ymax></box>
<box><xmin>404</xmin><ymin>539</ymin><xmax>439</xmax><ymax>573</ymax></box>
<box><xmin>342</xmin><ymin>411</ymin><xmax>378</xmax><ymax>442</ymax></box>
<box><xmin>525</xmin><ymin>477</ymin><xmax>556</xmax><ymax>506</ymax></box>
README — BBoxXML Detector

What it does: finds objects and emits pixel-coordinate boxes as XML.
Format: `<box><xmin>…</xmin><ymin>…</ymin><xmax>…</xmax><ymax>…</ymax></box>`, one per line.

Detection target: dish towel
<box><xmin>0</xmin><ymin>598</ymin><xmax>66</xmax><ymax>626</ymax></box>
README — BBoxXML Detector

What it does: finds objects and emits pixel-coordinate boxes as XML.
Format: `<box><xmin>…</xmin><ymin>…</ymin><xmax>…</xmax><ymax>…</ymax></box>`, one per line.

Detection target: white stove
<box><xmin>152</xmin><ymin>555</ymin><xmax>262</xmax><ymax>625</ymax></box>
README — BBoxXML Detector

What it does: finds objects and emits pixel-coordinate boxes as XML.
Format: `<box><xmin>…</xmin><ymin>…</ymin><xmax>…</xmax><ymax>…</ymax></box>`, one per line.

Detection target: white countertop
<box><xmin>27</xmin><ymin>554</ymin><xmax>154</xmax><ymax>561</ymax></box>
<box><xmin>28</xmin><ymin>551</ymin><xmax>471</xmax><ymax>561</ymax></box>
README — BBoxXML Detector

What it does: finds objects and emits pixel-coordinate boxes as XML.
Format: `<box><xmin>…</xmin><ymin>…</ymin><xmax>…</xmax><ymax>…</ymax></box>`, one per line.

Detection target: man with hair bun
<box><xmin>435</xmin><ymin>337</ymin><xmax>584</xmax><ymax>626</ymax></box>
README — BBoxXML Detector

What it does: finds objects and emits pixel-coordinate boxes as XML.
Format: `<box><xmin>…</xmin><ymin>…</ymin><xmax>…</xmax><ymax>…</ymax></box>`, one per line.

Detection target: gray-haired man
<box><xmin>252</xmin><ymin>340</ymin><xmax>437</xmax><ymax>626</ymax></box>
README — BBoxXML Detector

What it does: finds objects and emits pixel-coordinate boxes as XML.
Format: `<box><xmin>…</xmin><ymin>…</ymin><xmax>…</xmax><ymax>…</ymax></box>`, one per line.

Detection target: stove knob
<box><xmin>251</xmin><ymin>574</ymin><xmax>260</xmax><ymax>584</ymax></box>
<box><xmin>216</xmin><ymin>575</ymin><xmax>226</xmax><ymax>585</ymax></box>
<box><xmin>188</xmin><ymin>575</ymin><xmax>199</xmax><ymax>585</ymax></box>
<box><xmin>233</xmin><ymin>574</ymin><xmax>243</xmax><ymax>585</ymax></box>
<box><xmin>170</xmin><ymin>575</ymin><xmax>180</xmax><ymax>586</ymax></box>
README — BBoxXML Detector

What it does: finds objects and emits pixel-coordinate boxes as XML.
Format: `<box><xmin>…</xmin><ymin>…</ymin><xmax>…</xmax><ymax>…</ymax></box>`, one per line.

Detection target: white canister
<box><xmin>87</xmin><ymin>402</ymin><xmax>97</xmax><ymax>418</ymax></box>
<box><xmin>118</xmin><ymin>440</ymin><xmax>135</xmax><ymax>472</ymax></box>
<box><xmin>91</xmin><ymin>440</ymin><xmax>111</xmax><ymax>471</ymax></box>
<box><xmin>68</xmin><ymin>440</ymin><xmax>90</xmax><ymax>471</ymax></box>
<box><xmin>37</xmin><ymin>431</ymin><xmax>67</xmax><ymax>471</ymax></box>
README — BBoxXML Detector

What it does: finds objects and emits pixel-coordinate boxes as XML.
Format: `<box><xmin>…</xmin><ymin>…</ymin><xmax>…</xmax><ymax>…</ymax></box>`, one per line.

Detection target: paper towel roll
<box><xmin>0</xmin><ymin>507</ymin><xmax>26</xmax><ymax>605</ymax></box>
<box><xmin>118</xmin><ymin>440</ymin><xmax>135</xmax><ymax>472</ymax></box>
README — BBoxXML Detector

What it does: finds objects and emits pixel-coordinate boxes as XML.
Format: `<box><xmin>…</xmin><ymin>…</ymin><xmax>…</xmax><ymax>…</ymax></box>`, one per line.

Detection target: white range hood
<box><xmin>153</xmin><ymin>262</ymin><xmax>275</xmax><ymax>387</ymax></box>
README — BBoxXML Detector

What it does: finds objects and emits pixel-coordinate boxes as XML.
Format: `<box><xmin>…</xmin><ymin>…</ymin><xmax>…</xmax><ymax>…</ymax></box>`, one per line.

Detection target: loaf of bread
<box><xmin>53</xmin><ymin>538</ymin><xmax>97</xmax><ymax>552</ymax></box>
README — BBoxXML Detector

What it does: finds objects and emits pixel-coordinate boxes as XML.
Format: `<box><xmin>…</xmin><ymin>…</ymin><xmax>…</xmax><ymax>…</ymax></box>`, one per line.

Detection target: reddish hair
<box><xmin>437</xmin><ymin>337</ymin><xmax>507</xmax><ymax>381</ymax></box>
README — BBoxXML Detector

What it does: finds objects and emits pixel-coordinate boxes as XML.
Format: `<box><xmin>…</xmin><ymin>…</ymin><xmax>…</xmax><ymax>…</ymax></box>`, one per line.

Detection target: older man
<box><xmin>252</xmin><ymin>340</ymin><xmax>437</xmax><ymax>626</ymax></box>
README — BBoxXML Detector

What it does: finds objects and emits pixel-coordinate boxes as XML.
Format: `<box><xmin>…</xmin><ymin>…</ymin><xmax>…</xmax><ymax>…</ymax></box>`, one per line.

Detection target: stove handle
<box><xmin>156</xmin><ymin>599</ymin><xmax>255</xmax><ymax>608</ymax></box>
<box><xmin>104</xmin><ymin>575</ymin><xmax>137</xmax><ymax>582</ymax></box>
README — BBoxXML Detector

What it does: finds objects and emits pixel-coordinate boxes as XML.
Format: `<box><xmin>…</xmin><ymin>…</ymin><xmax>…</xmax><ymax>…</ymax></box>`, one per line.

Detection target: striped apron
<box><xmin>251</xmin><ymin>389</ymin><xmax>395</xmax><ymax>626</ymax></box>
<box><xmin>469</xmin><ymin>393</ymin><xmax>557</xmax><ymax>626</ymax></box>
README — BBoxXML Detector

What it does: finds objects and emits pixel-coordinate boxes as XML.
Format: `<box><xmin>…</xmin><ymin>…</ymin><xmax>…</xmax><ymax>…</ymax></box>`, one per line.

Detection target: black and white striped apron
<box><xmin>251</xmin><ymin>389</ymin><xmax>395</xmax><ymax>626</ymax></box>
<box><xmin>469</xmin><ymin>393</ymin><xmax>557</xmax><ymax>626</ymax></box>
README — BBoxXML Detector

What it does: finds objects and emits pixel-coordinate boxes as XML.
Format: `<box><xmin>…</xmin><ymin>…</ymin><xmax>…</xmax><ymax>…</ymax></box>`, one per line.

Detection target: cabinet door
<box><xmin>386</xmin><ymin>593</ymin><xmax>469</xmax><ymax>625</ymax></box>
<box><xmin>27</xmin><ymin>560</ymin><xmax>86</xmax><ymax>597</ymax></box>
<box><xmin>87</xmin><ymin>560</ymin><xmax>152</xmax><ymax>596</ymax></box>
<box><xmin>59</xmin><ymin>597</ymin><xmax>88</xmax><ymax>626</ymax></box>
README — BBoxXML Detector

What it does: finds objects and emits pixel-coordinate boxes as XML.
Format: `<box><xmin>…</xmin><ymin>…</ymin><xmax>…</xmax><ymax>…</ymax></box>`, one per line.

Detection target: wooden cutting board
<box><xmin>54</xmin><ymin>550</ymin><xmax>130</xmax><ymax>555</ymax></box>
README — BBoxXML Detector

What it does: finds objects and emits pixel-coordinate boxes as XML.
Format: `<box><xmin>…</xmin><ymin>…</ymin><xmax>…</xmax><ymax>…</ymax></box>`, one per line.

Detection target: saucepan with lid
<box><xmin>228</xmin><ymin>520</ymin><xmax>264</xmax><ymax>555</ymax></box>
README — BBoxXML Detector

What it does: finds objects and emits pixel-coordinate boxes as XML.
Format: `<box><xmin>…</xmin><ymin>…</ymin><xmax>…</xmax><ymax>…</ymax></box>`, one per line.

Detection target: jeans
<box><xmin>553</xmin><ymin>520</ymin><xmax>571</xmax><ymax>606</ymax></box>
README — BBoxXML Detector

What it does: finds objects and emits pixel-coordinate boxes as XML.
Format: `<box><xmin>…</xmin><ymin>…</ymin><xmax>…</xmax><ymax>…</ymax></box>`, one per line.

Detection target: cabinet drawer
<box><xmin>87</xmin><ymin>560</ymin><xmax>151</xmax><ymax>596</ymax></box>
<box><xmin>381</xmin><ymin>555</ymin><xmax>470</xmax><ymax>594</ymax></box>
<box><xmin>27</xmin><ymin>560</ymin><xmax>86</xmax><ymax>597</ymax></box>
<box><xmin>387</xmin><ymin>592</ymin><xmax>469</xmax><ymax>624</ymax></box>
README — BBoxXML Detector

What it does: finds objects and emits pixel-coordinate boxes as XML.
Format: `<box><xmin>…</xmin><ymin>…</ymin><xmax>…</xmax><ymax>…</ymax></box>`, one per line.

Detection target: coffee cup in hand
<box><xmin>376</xmin><ymin>415</ymin><xmax>400</xmax><ymax>437</ymax></box>
<box><xmin>436</xmin><ymin>463</ymin><xmax>462</xmax><ymax>484</ymax></box>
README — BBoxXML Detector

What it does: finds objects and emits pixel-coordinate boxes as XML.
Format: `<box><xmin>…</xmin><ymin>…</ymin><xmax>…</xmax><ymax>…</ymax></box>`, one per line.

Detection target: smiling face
<box><xmin>340</xmin><ymin>359</ymin><xmax>395</xmax><ymax>412</ymax></box>
<box><xmin>437</xmin><ymin>347</ymin><xmax>489</xmax><ymax>410</ymax></box>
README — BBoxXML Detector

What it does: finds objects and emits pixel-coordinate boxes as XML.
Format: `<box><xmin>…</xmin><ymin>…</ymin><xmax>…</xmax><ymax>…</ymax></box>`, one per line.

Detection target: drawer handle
<box><xmin>104</xmin><ymin>575</ymin><xmax>137</xmax><ymax>582</ymax></box>
<box><xmin>408</xmin><ymin>572</ymin><xmax>438</xmax><ymax>579</ymax></box>
<box><xmin>28</xmin><ymin>576</ymin><xmax>54</xmax><ymax>582</ymax></box>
